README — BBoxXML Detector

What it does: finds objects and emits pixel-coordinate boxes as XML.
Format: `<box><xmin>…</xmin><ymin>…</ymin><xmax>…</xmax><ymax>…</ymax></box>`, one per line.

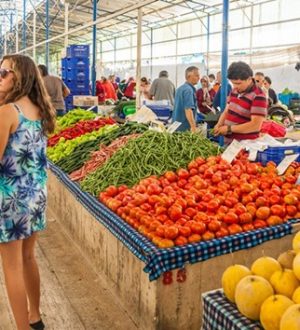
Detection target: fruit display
<box><xmin>221</xmin><ymin>232</ymin><xmax>300</xmax><ymax>329</ymax></box>
<box><xmin>99</xmin><ymin>152</ymin><xmax>300</xmax><ymax>248</ymax></box>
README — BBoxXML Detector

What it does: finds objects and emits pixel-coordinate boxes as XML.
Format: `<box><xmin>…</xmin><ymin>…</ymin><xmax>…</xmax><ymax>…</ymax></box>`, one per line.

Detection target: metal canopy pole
<box><xmin>64</xmin><ymin>2</ymin><xmax>69</xmax><ymax>49</ymax></box>
<box><xmin>136</xmin><ymin>8</ymin><xmax>142</xmax><ymax>108</ymax></box>
<box><xmin>206</xmin><ymin>14</ymin><xmax>210</xmax><ymax>75</ymax></box>
<box><xmin>22</xmin><ymin>0</ymin><xmax>26</xmax><ymax>51</ymax></box>
<box><xmin>45</xmin><ymin>0</ymin><xmax>49</xmax><ymax>67</ymax></box>
<box><xmin>220</xmin><ymin>0</ymin><xmax>229</xmax><ymax>146</ymax></box>
<box><xmin>91</xmin><ymin>0</ymin><xmax>97</xmax><ymax>96</ymax></box>
<box><xmin>33</xmin><ymin>10</ymin><xmax>36</xmax><ymax>60</ymax></box>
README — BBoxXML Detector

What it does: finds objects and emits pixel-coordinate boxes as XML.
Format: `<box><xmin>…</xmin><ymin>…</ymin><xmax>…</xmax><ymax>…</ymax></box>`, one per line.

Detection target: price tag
<box><xmin>296</xmin><ymin>173</ymin><xmax>300</xmax><ymax>185</ymax></box>
<box><xmin>167</xmin><ymin>121</ymin><xmax>182</xmax><ymax>133</ymax></box>
<box><xmin>221</xmin><ymin>140</ymin><xmax>243</xmax><ymax>164</ymax></box>
<box><xmin>276</xmin><ymin>154</ymin><xmax>299</xmax><ymax>176</ymax></box>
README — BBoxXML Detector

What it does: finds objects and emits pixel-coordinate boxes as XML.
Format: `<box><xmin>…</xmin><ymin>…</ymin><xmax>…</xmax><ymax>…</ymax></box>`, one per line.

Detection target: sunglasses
<box><xmin>0</xmin><ymin>68</ymin><xmax>14</xmax><ymax>79</ymax></box>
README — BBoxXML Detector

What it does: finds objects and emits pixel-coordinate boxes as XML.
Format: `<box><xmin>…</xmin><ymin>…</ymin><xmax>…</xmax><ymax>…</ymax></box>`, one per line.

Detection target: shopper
<box><xmin>255</xmin><ymin>71</ymin><xmax>268</xmax><ymax>97</ymax></box>
<box><xmin>208</xmin><ymin>73</ymin><xmax>216</xmax><ymax>88</ymax></box>
<box><xmin>140</xmin><ymin>77</ymin><xmax>151</xmax><ymax>104</ymax></box>
<box><xmin>38</xmin><ymin>64</ymin><xmax>70</xmax><ymax>115</ymax></box>
<box><xmin>0</xmin><ymin>54</ymin><xmax>56</xmax><ymax>330</ymax></box>
<box><xmin>264</xmin><ymin>76</ymin><xmax>278</xmax><ymax>106</ymax></box>
<box><xmin>101</xmin><ymin>76</ymin><xmax>117</xmax><ymax>101</ymax></box>
<box><xmin>196</xmin><ymin>75</ymin><xmax>216</xmax><ymax>114</ymax></box>
<box><xmin>212</xmin><ymin>71</ymin><xmax>221</xmax><ymax>92</ymax></box>
<box><xmin>214</xmin><ymin>61</ymin><xmax>267</xmax><ymax>143</ymax></box>
<box><xmin>123</xmin><ymin>77</ymin><xmax>136</xmax><ymax>99</ymax></box>
<box><xmin>172</xmin><ymin>66</ymin><xmax>200</xmax><ymax>132</ymax></box>
<box><xmin>150</xmin><ymin>70</ymin><xmax>176</xmax><ymax>108</ymax></box>
<box><xmin>212</xmin><ymin>71</ymin><xmax>232</xmax><ymax>110</ymax></box>
<box><xmin>96</xmin><ymin>79</ymin><xmax>105</xmax><ymax>103</ymax></box>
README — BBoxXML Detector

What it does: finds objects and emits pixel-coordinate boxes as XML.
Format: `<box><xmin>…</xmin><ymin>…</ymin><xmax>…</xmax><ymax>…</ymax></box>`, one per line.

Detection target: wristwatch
<box><xmin>226</xmin><ymin>125</ymin><xmax>232</xmax><ymax>135</ymax></box>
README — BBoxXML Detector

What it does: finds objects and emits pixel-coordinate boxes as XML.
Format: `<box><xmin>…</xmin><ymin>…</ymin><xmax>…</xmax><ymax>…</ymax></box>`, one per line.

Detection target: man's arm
<box><xmin>214</xmin><ymin>104</ymin><xmax>229</xmax><ymax>130</ymax></box>
<box><xmin>214</xmin><ymin>115</ymin><xmax>264</xmax><ymax>136</ymax></box>
<box><xmin>185</xmin><ymin>108</ymin><xmax>196</xmax><ymax>132</ymax></box>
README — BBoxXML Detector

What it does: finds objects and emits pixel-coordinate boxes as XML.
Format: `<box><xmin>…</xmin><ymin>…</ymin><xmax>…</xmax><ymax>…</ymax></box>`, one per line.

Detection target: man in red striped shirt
<box><xmin>214</xmin><ymin>61</ymin><xmax>267</xmax><ymax>143</ymax></box>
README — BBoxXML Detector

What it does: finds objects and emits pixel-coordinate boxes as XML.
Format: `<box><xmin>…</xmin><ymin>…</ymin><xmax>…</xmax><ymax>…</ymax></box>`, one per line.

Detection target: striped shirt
<box><xmin>224</xmin><ymin>80</ymin><xmax>267</xmax><ymax>141</ymax></box>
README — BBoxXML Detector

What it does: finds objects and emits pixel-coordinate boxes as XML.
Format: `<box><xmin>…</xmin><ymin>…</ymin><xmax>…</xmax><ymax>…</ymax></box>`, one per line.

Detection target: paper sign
<box><xmin>248</xmin><ymin>149</ymin><xmax>258</xmax><ymax>162</ymax></box>
<box><xmin>221</xmin><ymin>140</ymin><xmax>243</xmax><ymax>164</ymax></box>
<box><xmin>167</xmin><ymin>121</ymin><xmax>182</xmax><ymax>133</ymax></box>
<box><xmin>296</xmin><ymin>173</ymin><xmax>300</xmax><ymax>185</ymax></box>
<box><xmin>276</xmin><ymin>154</ymin><xmax>299</xmax><ymax>176</ymax></box>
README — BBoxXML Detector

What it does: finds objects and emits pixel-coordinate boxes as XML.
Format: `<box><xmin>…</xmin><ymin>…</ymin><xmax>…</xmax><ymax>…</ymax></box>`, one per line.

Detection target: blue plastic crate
<box><xmin>147</xmin><ymin>105</ymin><xmax>171</xmax><ymax>120</ymax></box>
<box><xmin>65</xmin><ymin>80</ymin><xmax>89</xmax><ymax>90</ymax></box>
<box><xmin>67</xmin><ymin>45</ymin><xmax>89</xmax><ymax>58</ymax></box>
<box><xmin>66</xmin><ymin>70</ymin><xmax>89</xmax><ymax>81</ymax></box>
<box><xmin>66</xmin><ymin>57</ymin><xmax>89</xmax><ymax>69</ymax></box>
<box><xmin>256</xmin><ymin>145</ymin><xmax>300</xmax><ymax>165</ymax></box>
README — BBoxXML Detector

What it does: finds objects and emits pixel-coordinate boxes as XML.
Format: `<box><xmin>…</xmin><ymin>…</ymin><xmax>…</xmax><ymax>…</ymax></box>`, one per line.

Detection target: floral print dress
<box><xmin>0</xmin><ymin>104</ymin><xmax>48</xmax><ymax>243</ymax></box>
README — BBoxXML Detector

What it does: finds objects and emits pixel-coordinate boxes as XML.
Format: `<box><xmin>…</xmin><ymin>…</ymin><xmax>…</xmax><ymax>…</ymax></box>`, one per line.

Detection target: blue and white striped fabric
<box><xmin>202</xmin><ymin>289</ymin><xmax>263</xmax><ymax>330</ymax></box>
<box><xmin>49</xmin><ymin>162</ymin><xmax>298</xmax><ymax>281</ymax></box>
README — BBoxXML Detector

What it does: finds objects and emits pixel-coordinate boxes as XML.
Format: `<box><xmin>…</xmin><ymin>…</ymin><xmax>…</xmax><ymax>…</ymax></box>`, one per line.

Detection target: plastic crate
<box><xmin>66</xmin><ymin>70</ymin><xmax>89</xmax><ymax>81</ymax></box>
<box><xmin>146</xmin><ymin>105</ymin><xmax>171</xmax><ymax>120</ymax></box>
<box><xmin>256</xmin><ymin>145</ymin><xmax>300</xmax><ymax>165</ymax></box>
<box><xmin>67</xmin><ymin>45</ymin><xmax>89</xmax><ymax>58</ymax></box>
<box><xmin>65</xmin><ymin>80</ymin><xmax>90</xmax><ymax>92</ymax></box>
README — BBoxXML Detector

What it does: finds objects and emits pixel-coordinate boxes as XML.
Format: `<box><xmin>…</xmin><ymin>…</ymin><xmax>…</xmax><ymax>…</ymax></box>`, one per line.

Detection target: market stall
<box><xmin>46</xmin><ymin>109</ymin><xmax>300</xmax><ymax>329</ymax></box>
<box><xmin>47</xmin><ymin>162</ymin><xmax>300</xmax><ymax>329</ymax></box>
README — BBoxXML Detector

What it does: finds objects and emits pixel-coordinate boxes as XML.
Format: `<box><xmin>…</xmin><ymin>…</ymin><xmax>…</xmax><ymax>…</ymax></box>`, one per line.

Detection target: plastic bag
<box><xmin>261</xmin><ymin>120</ymin><xmax>286</xmax><ymax>137</ymax></box>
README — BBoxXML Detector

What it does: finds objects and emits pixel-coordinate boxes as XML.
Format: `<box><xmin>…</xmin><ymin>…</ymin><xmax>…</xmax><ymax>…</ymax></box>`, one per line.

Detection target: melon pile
<box><xmin>221</xmin><ymin>231</ymin><xmax>300</xmax><ymax>330</ymax></box>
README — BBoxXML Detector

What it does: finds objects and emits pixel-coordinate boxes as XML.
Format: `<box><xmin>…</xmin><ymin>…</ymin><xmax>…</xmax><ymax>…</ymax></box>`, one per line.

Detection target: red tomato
<box><xmin>286</xmin><ymin>205</ymin><xmax>297</xmax><ymax>217</ymax></box>
<box><xmin>284</xmin><ymin>194</ymin><xmax>298</xmax><ymax>205</ymax></box>
<box><xmin>193</xmin><ymin>212</ymin><xmax>208</xmax><ymax>223</ymax></box>
<box><xmin>155</xmin><ymin>206</ymin><xmax>167</xmax><ymax>215</ymax></box>
<box><xmin>269</xmin><ymin>194</ymin><xmax>281</xmax><ymax>205</ymax></box>
<box><xmin>157</xmin><ymin>239</ymin><xmax>174</xmax><ymax>249</ymax></box>
<box><xmin>235</xmin><ymin>204</ymin><xmax>247</xmax><ymax>216</ymax></box>
<box><xmin>164</xmin><ymin>226</ymin><xmax>179</xmax><ymax>240</ymax></box>
<box><xmin>202</xmin><ymin>231</ymin><xmax>215</xmax><ymax>241</ymax></box>
<box><xmin>207</xmin><ymin>200</ymin><xmax>220</xmax><ymax>212</ymax></box>
<box><xmin>256</xmin><ymin>207</ymin><xmax>270</xmax><ymax>220</ymax></box>
<box><xmin>188</xmin><ymin>234</ymin><xmax>202</xmax><ymax>243</ymax></box>
<box><xmin>239</xmin><ymin>212</ymin><xmax>253</xmax><ymax>224</ymax></box>
<box><xmin>164</xmin><ymin>171</ymin><xmax>178</xmax><ymax>182</ymax></box>
<box><xmin>188</xmin><ymin>160</ymin><xmax>198</xmax><ymax>170</ymax></box>
<box><xmin>208</xmin><ymin>220</ymin><xmax>221</xmax><ymax>232</ymax></box>
<box><xmin>270</xmin><ymin>204</ymin><xmax>286</xmax><ymax>218</ymax></box>
<box><xmin>155</xmin><ymin>225</ymin><xmax>166</xmax><ymax>238</ymax></box>
<box><xmin>149</xmin><ymin>220</ymin><xmax>162</xmax><ymax>231</ymax></box>
<box><xmin>242</xmin><ymin>223</ymin><xmax>255</xmax><ymax>231</ymax></box>
<box><xmin>202</xmin><ymin>193</ymin><xmax>215</xmax><ymax>202</ymax></box>
<box><xmin>224</xmin><ymin>197</ymin><xmax>239</xmax><ymax>208</ymax></box>
<box><xmin>168</xmin><ymin>205</ymin><xmax>183</xmax><ymax>221</ymax></box>
<box><xmin>177</xmin><ymin>168</ymin><xmax>190</xmax><ymax>180</ymax></box>
<box><xmin>184</xmin><ymin>207</ymin><xmax>197</xmax><ymax>218</ymax></box>
<box><xmin>240</xmin><ymin>183</ymin><xmax>254</xmax><ymax>194</ymax></box>
<box><xmin>105</xmin><ymin>185</ymin><xmax>118</xmax><ymax>197</ymax></box>
<box><xmin>178</xmin><ymin>226</ymin><xmax>192</xmax><ymax>237</ymax></box>
<box><xmin>223</xmin><ymin>212</ymin><xmax>239</xmax><ymax>224</ymax></box>
<box><xmin>228</xmin><ymin>224</ymin><xmax>243</xmax><ymax>235</ymax></box>
<box><xmin>255</xmin><ymin>196</ymin><xmax>268</xmax><ymax>207</ymax></box>
<box><xmin>253</xmin><ymin>219</ymin><xmax>267</xmax><ymax>229</ymax></box>
<box><xmin>175</xmin><ymin>236</ymin><xmax>188</xmax><ymax>246</ymax></box>
<box><xmin>266</xmin><ymin>215</ymin><xmax>283</xmax><ymax>226</ymax></box>
<box><xmin>189</xmin><ymin>168</ymin><xmax>198</xmax><ymax>176</ymax></box>
<box><xmin>215</xmin><ymin>227</ymin><xmax>229</xmax><ymax>238</ymax></box>
<box><xmin>191</xmin><ymin>222</ymin><xmax>206</xmax><ymax>235</ymax></box>
<box><xmin>147</xmin><ymin>183</ymin><xmax>162</xmax><ymax>195</ymax></box>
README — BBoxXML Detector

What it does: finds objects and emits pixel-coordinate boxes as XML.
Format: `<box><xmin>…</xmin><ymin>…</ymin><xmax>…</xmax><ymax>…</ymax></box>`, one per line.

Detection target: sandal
<box><xmin>30</xmin><ymin>319</ymin><xmax>45</xmax><ymax>330</ymax></box>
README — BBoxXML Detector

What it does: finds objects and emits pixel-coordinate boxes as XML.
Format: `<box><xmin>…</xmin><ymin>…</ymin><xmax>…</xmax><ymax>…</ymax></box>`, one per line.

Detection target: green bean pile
<box><xmin>55</xmin><ymin>122</ymin><xmax>148</xmax><ymax>174</ymax></box>
<box><xmin>80</xmin><ymin>130</ymin><xmax>222</xmax><ymax>196</ymax></box>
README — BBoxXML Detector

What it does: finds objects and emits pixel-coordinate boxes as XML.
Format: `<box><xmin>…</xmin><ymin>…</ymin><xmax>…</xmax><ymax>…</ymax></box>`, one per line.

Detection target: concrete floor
<box><xmin>0</xmin><ymin>214</ymin><xmax>138</xmax><ymax>330</ymax></box>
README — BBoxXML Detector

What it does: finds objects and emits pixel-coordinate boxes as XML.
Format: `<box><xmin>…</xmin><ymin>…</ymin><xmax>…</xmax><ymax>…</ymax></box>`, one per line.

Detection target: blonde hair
<box><xmin>1</xmin><ymin>54</ymin><xmax>56</xmax><ymax>134</ymax></box>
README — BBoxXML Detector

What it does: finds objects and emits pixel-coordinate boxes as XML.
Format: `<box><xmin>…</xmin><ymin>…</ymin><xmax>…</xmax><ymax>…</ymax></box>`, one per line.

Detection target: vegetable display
<box><xmin>80</xmin><ymin>131</ymin><xmax>222</xmax><ymax>196</ymax></box>
<box><xmin>99</xmin><ymin>155</ymin><xmax>300</xmax><ymax>248</ymax></box>
<box><xmin>52</xmin><ymin>122</ymin><xmax>148</xmax><ymax>174</ymax></box>
<box><xmin>54</xmin><ymin>108</ymin><xmax>97</xmax><ymax>132</ymax></box>
<box><xmin>48</xmin><ymin>117</ymin><xmax>116</xmax><ymax>147</ymax></box>
<box><xmin>69</xmin><ymin>134</ymin><xmax>141</xmax><ymax>181</ymax></box>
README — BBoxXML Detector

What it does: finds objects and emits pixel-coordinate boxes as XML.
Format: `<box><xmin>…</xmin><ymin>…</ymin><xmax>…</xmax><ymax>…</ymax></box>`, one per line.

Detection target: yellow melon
<box><xmin>270</xmin><ymin>269</ymin><xmax>300</xmax><ymax>299</ymax></box>
<box><xmin>221</xmin><ymin>264</ymin><xmax>252</xmax><ymax>303</ymax></box>
<box><xmin>235</xmin><ymin>275</ymin><xmax>274</xmax><ymax>320</ymax></box>
<box><xmin>292</xmin><ymin>231</ymin><xmax>300</xmax><ymax>253</ymax></box>
<box><xmin>292</xmin><ymin>252</ymin><xmax>300</xmax><ymax>280</ymax></box>
<box><xmin>292</xmin><ymin>287</ymin><xmax>300</xmax><ymax>303</ymax></box>
<box><xmin>277</xmin><ymin>250</ymin><xmax>296</xmax><ymax>269</ymax></box>
<box><xmin>280</xmin><ymin>304</ymin><xmax>300</xmax><ymax>330</ymax></box>
<box><xmin>251</xmin><ymin>256</ymin><xmax>282</xmax><ymax>280</ymax></box>
<box><xmin>260</xmin><ymin>295</ymin><xmax>294</xmax><ymax>330</ymax></box>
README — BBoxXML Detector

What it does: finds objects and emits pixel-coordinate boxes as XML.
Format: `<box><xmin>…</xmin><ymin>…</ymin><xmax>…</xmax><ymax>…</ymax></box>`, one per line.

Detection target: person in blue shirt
<box><xmin>172</xmin><ymin>66</ymin><xmax>200</xmax><ymax>132</ymax></box>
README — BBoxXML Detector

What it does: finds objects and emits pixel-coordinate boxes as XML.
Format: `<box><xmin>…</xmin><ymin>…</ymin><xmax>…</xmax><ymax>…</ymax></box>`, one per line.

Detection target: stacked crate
<box><xmin>61</xmin><ymin>45</ymin><xmax>90</xmax><ymax>111</ymax></box>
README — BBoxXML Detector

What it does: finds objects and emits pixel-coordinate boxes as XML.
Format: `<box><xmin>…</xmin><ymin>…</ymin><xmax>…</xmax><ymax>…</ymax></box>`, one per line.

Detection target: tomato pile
<box><xmin>99</xmin><ymin>154</ymin><xmax>300</xmax><ymax>249</ymax></box>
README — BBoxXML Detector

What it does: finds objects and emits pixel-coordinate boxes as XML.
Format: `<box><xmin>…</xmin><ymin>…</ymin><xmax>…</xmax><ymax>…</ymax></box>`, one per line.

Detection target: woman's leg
<box><xmin>0</xmin><ymin>239</ymin><xmax>29</xmax><ymax>330</ymax></box>
<box><xmin>22</xmin><ymin>233</ymin><xmax>42</xmax><ymax>323</ymax></box>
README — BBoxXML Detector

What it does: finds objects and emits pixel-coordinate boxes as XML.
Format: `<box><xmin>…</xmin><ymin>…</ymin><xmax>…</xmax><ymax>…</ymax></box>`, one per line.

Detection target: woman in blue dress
<box><xmin>0</xmin><ymin>54</ymin><xmax>56</xmax><ymax>330</ymax></box>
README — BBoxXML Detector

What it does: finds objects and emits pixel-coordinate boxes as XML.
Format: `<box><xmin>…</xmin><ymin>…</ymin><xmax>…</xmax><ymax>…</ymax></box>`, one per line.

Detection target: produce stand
<box><xmin>202</xmin><ymin>290</ymin><xmax>262</xmax><ymax>330</ymax></box>
<box><xmin>47</xmin><ymin>162</ymin><xmax>300</xmax><ymax>330</ymax></box>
